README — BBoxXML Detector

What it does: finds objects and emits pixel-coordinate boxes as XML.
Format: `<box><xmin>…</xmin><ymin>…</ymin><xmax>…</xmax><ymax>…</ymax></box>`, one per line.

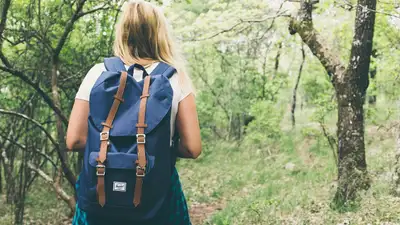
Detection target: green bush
<box><xmin>243</xmin><ymin>101</ymin><xmax>284</xmax><ymax>150</ymax></box>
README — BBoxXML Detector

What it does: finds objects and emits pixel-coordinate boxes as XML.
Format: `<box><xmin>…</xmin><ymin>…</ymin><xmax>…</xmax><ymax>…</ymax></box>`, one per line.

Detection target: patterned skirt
<box><xmin>72</xmin><ymin>167</ymin><xmax>191</xmax><ymax>225</ymax></box>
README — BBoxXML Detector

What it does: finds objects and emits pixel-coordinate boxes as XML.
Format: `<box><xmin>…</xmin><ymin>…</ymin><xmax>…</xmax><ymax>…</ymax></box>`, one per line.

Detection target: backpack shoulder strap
<box><xmin>150</xmin><ymin>62</ymin><xmax>176</xmax><ymax>78</ymax></box>
<box><xmin>104</xmin><ymin>57</ymin><xmax>126</xmax><ymax>72</ymax></box>
<box><xmin>96</xmin><ymin>71</ymin><xmax>129</xmax><ymax>207</ymax></box>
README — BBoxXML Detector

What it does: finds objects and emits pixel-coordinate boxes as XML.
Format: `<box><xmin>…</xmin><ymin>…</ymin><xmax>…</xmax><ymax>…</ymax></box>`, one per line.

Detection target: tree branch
<box><xmin>108</xmin><ymin>2</ymin><xmax>123</xmax><ymax>55</ymax></box>
<box><xmin>193</xmin><ymin>51</ymin><xmax>230</xmax><ymax>120</ymax></box>
<box><xmin>335</xmin><ymin>0</ymin><xmax>399</xmax><ymax>18</ymax></box>
<box><xmin>0</xmin><ymin>133</ymin><xmax>57</xmax><ymax>168</ymax></box>
<box><xmin>188</xmin><ymin>12</ymin><xmax>290</xmax><ymax>41</ymax></box>
<box><xmin>319</xmin><ymin>122</ymin><xmax>338</xmax><ymax>166</ymax></box>
<box><xmin>291</xmin><ymin>44</ymin><xmax>305</xmax><ymax>128</ymax></box>
<box><xmin>0</xmin><ymin>0</ymin><xmax>12</xmax><ymax>66</ymax></box>
<box><xmin>0</xmin><ymin>66</ymin><xmax>68</xmax><ymax>125</ymax></box>
<box><xmin>0</xmin><ymin>0</ymin><xmax>11</xmax><ymax>46</ymax></box>
<box><xmin>0</xmin><ymin>109</ymin><xmax>76</xmax><ymax>186</ymax></box>
<box><xmin>0</xmin><ymin>109</ymin><xmax>59</xmax><ymax>149</ymax></box>
<box><xmin>0</xmin><ymin>51</ymin><xmax>11</xmax><ymax>67</ymax></box>
<box><xmin>27</xmin><ymin>163</ymin><xmax>75</xmax><ymax>215</ymax></box>
<box><xmin>77</xmin><ymin>5</ymin><xmax>114</xmax><ymax>18</ymax></box>
<box><xmin>53</xmin><ymin>0</ymin><xmax>87</xmax><ymax>57</ymax></box>
<box><xmin>289</xmin><ymin>1</ymin><xmax>346</xmax><ymax>81</ymax></box>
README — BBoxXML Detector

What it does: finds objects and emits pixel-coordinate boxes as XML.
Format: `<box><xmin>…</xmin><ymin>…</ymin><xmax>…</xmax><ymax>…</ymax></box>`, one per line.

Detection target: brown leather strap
<box><xmin>133</xmin><ymin>175</ymin><xmax>143</xmax><ymax>207</ymax></box>
<box><xmin>96</xmin><ymin>71</ymin><xmax>128</xmax><ymax>207</ymax></box>
<box><xmin>133</xmin><ymin>75</ymin><xmax>151</xmax><ymax>207</ymax></box>
<box><xmin>96</xmin><ymin>164</ymin><xmax>105</xmax><ymax>206</ymax></box>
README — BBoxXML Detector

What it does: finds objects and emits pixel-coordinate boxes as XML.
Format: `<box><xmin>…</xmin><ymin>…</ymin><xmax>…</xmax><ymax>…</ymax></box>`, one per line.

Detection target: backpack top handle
<box><xmin>127</xmin><ymin>64</ymin><xmax>149</xmax><ymax>78</ymax></box>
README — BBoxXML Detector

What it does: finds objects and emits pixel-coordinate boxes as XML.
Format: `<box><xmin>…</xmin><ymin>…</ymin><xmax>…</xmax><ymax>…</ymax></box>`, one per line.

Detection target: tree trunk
<box><xmin>392</xmin><ymin>123</ymin><xmax>400</xmax><ymax>196</ymax></box>
<box><xmin>368</xmin><ymin>49</ymin><xmax>378</xmax><ymax>105</ymax></box>
<box><xmin>333</xmin><ymin>0</ymin><xmax>376</xmax><ymax>207</ymax></box>
<box><xmin>368</xmin><ymin>62</ymin><xmax>377</xmax><ymax>105</ymax></box>
<box><xmin>229</xmin><ymin>113</ymin><xmax>242</xmax><ymax>140</ymax></box>
<box><xmin>333</xmin><ymin>82</ymin><xmax>369</xmax><ymax>207</ymax></box>
<box><xmin>51</xmin><ymin>58</ymin><xmax>76</xmax><ymax>189</ymax></box>
<box><xmin>291</xmin><ymin>44</ymin><xmax>305</xmax><ymax>128</ymax></box>
<box><xmin>51</xmin><ymin>59</ymin><xmax>67</xmax><ymax>162</ymax></box>
<box><xmin>391</xmin><ymin>96</ymin><xmax>400</xmax><ymax>195</ymax></box>
<box><xmin>0</xmin><ymin>158</ymin><xmax>2</xmax><ymax>194</ymax></box>
<box><xmin>289</xmin><ymin>0</ymin><xmax>377</xmax><ymax>209</ymax></box>
<box><xmin>2</xmin><ymin>134</ymin><xmax>16</xmax><ymax>204</ymax></box>
<box><xmin>14</xmin><ymin>150</ymin><xmax>26</xmax><ymax>225</ymax></box>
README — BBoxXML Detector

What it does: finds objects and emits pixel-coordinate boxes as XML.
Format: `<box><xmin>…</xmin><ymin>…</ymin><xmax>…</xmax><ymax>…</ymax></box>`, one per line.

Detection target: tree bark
<box><xmin>0</xmin><ymin>0</ymin><xmax>11</xmax><ymax>47</ymax></box>
<box><xmin>368</xmin><ymin>50</ymin><xmax>377</xmax><ymax>105</ymax></box>
<box><xmin>334</xmin><ymin>81</ymin><xmax>369</xmax><ymax>206</ymax></box>
<box><xmin>51</xmin><ymin>58</ymin><xmax>77</xmax><ymax>189</ymax></box>
<box><xmin>0</xmin><ymin>157</ymin><xmax>2</xmax><ymax>194</ymax></box>
<box><xmin>334</xmin><ymin>0</ymin><xmax>376</xmax><ymax>207</ymax></box>
<box><xmin>289</xmin><ymin>0</ymin><xmax>377</xmax><ymax>208</ymax></box>
<box><xmin>391</xmin><ymin>96</ymin><xmax>400</xmax><ymax>195</ymax></box>
<box><xmin>391</xmin><ymin>123</ymin><xmax>400</xmax><ymax>195</ymax></box>
<box><xmin>291</xmin><ymin>44</ymin><xmax>305</xmax><ymax>128</ymax></box>
<box><xmin>272</xmin><ymin>42</ymin><xmax>282</xmax><ymax>80</ymax></box>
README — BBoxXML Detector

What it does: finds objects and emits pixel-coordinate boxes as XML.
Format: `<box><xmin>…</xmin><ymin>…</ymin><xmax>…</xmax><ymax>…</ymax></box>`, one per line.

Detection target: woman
<box><xmin>66</xmin><ymin>1</ymin><xmax>201</xmax><ymax>224</ymax></box>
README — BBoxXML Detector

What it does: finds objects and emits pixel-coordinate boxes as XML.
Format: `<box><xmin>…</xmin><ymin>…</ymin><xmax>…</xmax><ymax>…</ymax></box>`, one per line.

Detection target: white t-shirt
<box><xmin>75</xmin><ymin>62</ymin><xmax>192</xmax><ymax>140</ymax></box>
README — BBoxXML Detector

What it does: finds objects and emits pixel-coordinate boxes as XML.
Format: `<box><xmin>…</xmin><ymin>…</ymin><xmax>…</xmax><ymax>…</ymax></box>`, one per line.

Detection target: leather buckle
<box><xmin>136</xmin><ymin>166</ymin><xmax>145</xmax><ymax>177</ymax></box>
<box><xmin>100</xmin><ymin>132</ymin><xmax>109</xmax><ymax>141</ymax></box>
<box><xmin>96</xmin><ymin>165</ymin><xmax>106</xmax><ymax>176</ymax></box>
<box><xmin>136</xmin><ymin>134</ymin><xmax>146</xmax><ymax>144</ymax></box>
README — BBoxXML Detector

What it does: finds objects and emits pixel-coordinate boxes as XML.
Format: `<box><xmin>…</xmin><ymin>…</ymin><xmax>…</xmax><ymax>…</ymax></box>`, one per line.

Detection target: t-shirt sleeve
<box><xmin>178</xmin><ymin>73</ymin><xmax>195</xmax><ymax>102</ymax></box>
<box><xmin>75</xmin><ymin>63</ymin><xmax>106</xmax><ymax>101</ymax></box>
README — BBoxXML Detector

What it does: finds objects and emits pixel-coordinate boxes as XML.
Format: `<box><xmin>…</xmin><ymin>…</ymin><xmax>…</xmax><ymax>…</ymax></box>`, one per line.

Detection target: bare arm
<box><xmin>66</xmin><ymin>99</ymin><xmax>89</xmax><ymax>151</ymax></box>
<box><xmin>175</xmin><ymin>94</ymin><xmax>202</xmax><ymax>159</ymax></box>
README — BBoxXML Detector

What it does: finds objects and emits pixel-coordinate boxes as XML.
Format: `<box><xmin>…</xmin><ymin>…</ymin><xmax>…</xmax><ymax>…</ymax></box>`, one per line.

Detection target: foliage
<box><xmin>0</xmin><ymin>0</ymin><xmax>399</xmax><ymax>224</ymax></box>
<box><xmin>243</xmin><ymin>100</ymin><xmax>284</xmax><ymax>150</ymax></box>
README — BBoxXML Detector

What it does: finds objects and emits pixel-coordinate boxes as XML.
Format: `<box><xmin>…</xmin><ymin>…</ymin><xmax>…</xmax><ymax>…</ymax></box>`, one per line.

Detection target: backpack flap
<box><xmin>104</xmin><ymin>57</ymin><xmax>126</xmax><ymax>72</ymax></box>
<box><xmin>89</xmin><ymin>72</ymin><xmax>173</xmax><ymax>137</ymax></box>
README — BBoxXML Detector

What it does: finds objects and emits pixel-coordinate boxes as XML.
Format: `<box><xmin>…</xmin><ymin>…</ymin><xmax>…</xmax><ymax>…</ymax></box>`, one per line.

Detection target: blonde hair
<box><xmin>114</xmin><ymin>0</ymin><xmax>193</xmax><ymax>90</ymax></box>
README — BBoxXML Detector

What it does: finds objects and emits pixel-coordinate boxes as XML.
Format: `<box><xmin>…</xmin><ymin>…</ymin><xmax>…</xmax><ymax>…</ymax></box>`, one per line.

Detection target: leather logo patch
<box><xmin>113</xmin><ymin>181</ymin><xmax>127</xmax><ymax>192</ymax></box>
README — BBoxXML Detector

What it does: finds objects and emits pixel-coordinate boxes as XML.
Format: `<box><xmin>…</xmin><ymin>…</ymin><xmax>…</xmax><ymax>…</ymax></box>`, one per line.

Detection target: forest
<box><xmin>0</xmin><ymin>0</ymin><xmax>399</xmax><ymax>224</ymax></box>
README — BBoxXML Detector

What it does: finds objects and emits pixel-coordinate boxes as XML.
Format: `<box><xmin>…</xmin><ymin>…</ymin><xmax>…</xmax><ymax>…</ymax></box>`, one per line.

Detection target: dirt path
<box><xmin>189</xmin><ymin>202</ymin><xmax>224</xmax><ymax>225</ymax></box>
<box><xmin>296</xmin><ymin>138</ymin><xmax>315</xmax><ymax>165</ymax></box>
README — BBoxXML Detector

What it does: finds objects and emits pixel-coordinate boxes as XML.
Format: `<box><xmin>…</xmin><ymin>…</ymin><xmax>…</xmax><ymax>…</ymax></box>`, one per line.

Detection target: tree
<box><xmin>289</xmin><ymin>0</ymin><xmax>377</xmax><ymax>209</ymax></box>
<box><xmin>0</xmin><ymin>0</ymin><xmax>121</xmax><ymax>222</ymax></box>
<box><xmin>392</xmin><ymin>123</ymin><xmax>400</xmax><ymax>196</ymax></box>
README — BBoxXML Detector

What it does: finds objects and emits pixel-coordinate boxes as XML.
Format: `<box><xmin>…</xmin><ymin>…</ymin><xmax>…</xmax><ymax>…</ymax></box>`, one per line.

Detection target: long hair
<box><xmin>114</xmin><ymin>0</ymin><xmax>192</xmax><ymax>89</ymax></box>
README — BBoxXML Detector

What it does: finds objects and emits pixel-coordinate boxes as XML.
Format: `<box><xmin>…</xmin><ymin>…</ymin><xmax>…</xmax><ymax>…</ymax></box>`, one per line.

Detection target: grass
<box><xmin>1</xmin><ymin>100</ymin><xmax>399</xmax><ymax>225</ymax></box>
<box><xmin>177</xmin><ymin>100</ymin><xmax>400</xmax><ymax>224</ymax></box>
<box><xmin>0</xmin><ymin>180</ymin><xmax>72</xmax><ymax>225</ymax></box>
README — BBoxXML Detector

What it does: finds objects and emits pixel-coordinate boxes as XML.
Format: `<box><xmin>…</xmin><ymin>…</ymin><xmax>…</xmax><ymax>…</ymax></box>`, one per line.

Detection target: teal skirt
<box><xmin>72</xmin><ymin>167</ymin><xmax>191</xmax><ymax>225</ymax></box>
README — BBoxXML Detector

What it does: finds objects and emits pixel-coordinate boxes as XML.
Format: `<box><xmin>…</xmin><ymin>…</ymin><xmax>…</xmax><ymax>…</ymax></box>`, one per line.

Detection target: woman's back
<box><xmin>66</xmin><ymin>1</ymin><xmax>201</xmax><ymax>224</ymax></box>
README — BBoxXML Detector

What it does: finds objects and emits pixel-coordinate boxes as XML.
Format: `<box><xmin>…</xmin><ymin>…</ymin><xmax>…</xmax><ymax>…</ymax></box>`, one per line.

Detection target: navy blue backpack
<box><xmin>78</xmin><ymin>57</ymin><xmax>177</xmax><ymax>221</ymax></box>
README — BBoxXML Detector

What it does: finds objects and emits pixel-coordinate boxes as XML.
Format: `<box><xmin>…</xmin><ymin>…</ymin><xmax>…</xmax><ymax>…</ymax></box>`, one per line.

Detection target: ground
<box><xmin>0</xmin><ymin>101</ymin><xmax>399</xmax><ymax>225</ymax></box>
